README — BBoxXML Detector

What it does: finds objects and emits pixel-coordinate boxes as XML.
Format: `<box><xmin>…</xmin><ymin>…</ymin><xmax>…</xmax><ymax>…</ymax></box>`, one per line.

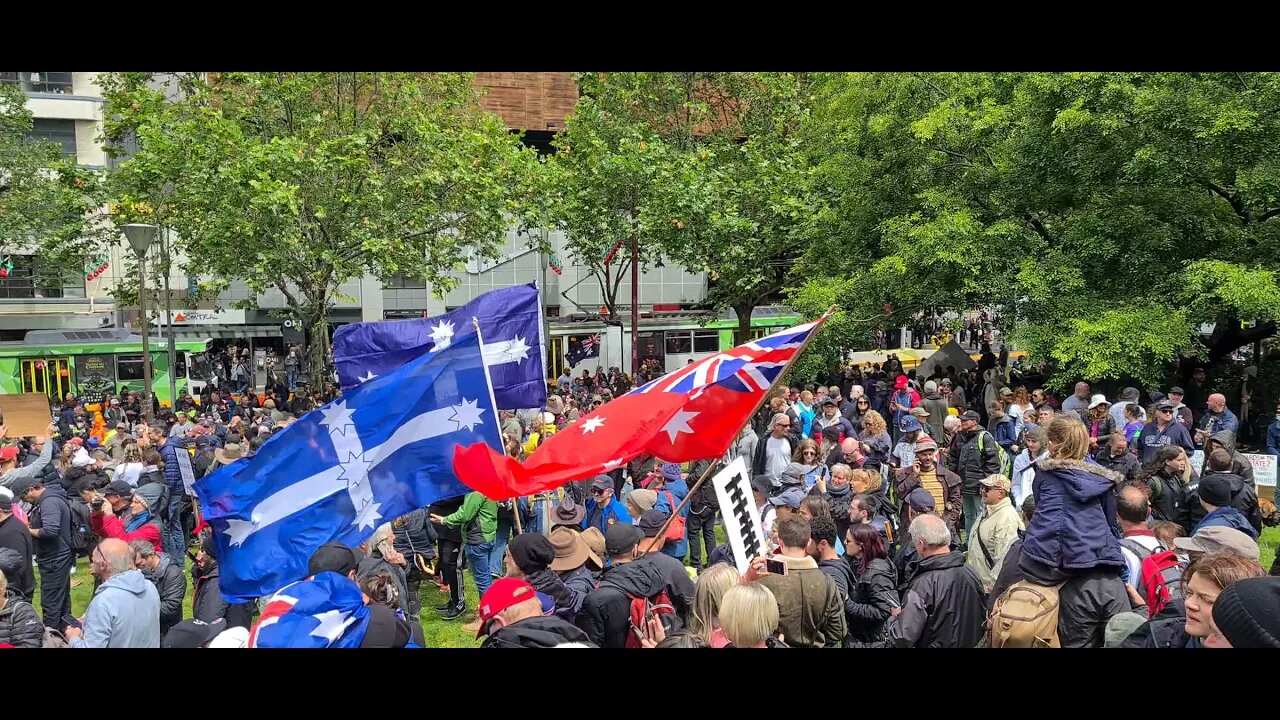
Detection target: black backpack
<box><xmin>68</xmin><ymin>500</ymin><xmax>94</xmax><ymax>555</ymax></box>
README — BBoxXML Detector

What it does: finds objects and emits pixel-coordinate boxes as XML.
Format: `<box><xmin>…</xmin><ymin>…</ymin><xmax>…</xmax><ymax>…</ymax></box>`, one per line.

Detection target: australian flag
<box><xmin>334</xmin><ymin>283</ymin><xmax>546</xmax><ymax>410</ymax></box>
<box><xmin>564</xmin><ymin>332</ymin><xmax>602</xmax><ymax>368</ymax></box>
<box><xmin>247</xmin><ymin>572</ymin><xmax>370</xmax><ymax>648</ymax></box>
<box><xmin>196</xmin><ymin>330</ymin><xmax>503</xmax><ymax>603</ymax></box>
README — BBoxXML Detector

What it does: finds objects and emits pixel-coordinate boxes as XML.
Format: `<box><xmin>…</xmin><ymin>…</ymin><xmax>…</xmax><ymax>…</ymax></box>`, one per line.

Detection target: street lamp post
<box><xmin>160</xmin><ymin>226</ymin><xmax>178</xmax><ymax>407</ymax></box>
<box><xmin>123</xmin><ymin>223</ymin><xmax>158</xmax><ymax>423</ymax></box>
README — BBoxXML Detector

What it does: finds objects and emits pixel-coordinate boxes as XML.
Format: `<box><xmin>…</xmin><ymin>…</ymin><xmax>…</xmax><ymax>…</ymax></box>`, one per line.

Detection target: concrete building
<box><xmin>2</xmin><ymin>72</ymin><xmax>780</xmax><ymax>377</ymax></box>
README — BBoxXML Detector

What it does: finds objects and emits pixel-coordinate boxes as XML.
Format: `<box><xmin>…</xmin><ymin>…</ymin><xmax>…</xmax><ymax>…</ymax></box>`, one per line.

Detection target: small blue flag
<box><xmin>333</xmin><ymin>282</ymin><xmax>546</xmax><ymax>410</ymax></box>
<box><xmin>247</xmin><ymin>572</ymin><xmax>370</xmax><ymax>648</ymax></box>
<box><xmin>196</xmin><ymin>329</ymin><xmax>502</xmax><ymax>602</ymax></box>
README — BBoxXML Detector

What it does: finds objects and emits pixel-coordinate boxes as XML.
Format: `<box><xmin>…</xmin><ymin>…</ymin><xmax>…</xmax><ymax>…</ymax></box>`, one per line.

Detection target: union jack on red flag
<box><xmin>453</xmin><ymin>315</ymin><xmax>829</xmax><ymax>500</ymax></box>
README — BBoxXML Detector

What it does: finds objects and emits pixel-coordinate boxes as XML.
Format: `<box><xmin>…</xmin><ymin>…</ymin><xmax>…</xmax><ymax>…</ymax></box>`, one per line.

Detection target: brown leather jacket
<box><xmin>893</xmin><ymin>465</ymin><xmax>963</xmax><ymax>531</ymax></box>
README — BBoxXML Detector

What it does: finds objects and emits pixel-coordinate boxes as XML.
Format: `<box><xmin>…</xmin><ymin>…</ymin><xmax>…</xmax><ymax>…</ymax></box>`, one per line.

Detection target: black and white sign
<box><xmin>713</xmin><ymin>456</ymin><xmax>768</xmax><ymax>575</ymax></box>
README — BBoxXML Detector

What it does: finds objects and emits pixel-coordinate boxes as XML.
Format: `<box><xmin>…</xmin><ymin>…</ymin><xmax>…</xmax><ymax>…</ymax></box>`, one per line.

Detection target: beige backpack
<box><xmin>987</xmin><ymin>580</ymin><xmax>1064</xmax><ymax>648</ymax></box>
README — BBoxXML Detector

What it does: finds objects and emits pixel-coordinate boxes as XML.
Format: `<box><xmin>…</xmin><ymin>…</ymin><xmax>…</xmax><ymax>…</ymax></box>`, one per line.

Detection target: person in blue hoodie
<box><xmin>1191</xmin><ymin>473</ymin><xmax>1259</xmax><ymax>540</ymax></box>
<box><xmin>66</xmin><ymin>538</ymin><xmax>161</xmax><ymax>648</ymax></box>
<box><xmin>987</xmin><ymin>402</ymin><xmax>1019</xmax><ymax>456</ymax></box>
<box><xmin>582</xmin><ymin>475</ymin><xmax>631</xmax><ymax>534</ymax></box>
<box><xmin>650</xmin><ymin>463</ymin><xmax>689</xmax><ymax>562</ymax></box>
<box><xmin>1017</xmin><ymin>415</ymin><xmax>1131</xmax><ymax>647</ymax></box>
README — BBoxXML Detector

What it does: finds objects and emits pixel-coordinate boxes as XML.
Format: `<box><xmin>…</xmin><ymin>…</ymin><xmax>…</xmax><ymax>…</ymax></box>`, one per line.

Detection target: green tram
<box><xmin>546</xmin><ymin>309</ymin><xmax>802</xmax><ymax>379</ymax></box>
<box><xmin>0</xmin><ymin>329</ymin><xmax>212</xmax><ymax>407</ymax></box>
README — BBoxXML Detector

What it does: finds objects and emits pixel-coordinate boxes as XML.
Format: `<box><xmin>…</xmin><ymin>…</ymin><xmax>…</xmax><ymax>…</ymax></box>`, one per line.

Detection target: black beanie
<box><xmin>1197</xmin><ymin>474</ymin><xmax>1233</xmax><ymax>507</ymax></box>
<box><xmin>1211</xmin><ymin>577</ymin><xmax>1280</xmax><ymax>648</ymax></box>
<box><xmin>507</xmin><ymin>533</ymin><xmax>555</xmax><ymax>574</ymax></box>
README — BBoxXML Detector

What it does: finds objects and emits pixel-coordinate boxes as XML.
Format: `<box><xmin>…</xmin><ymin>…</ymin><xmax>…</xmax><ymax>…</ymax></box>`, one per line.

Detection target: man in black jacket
<box><xmin>478</xmin><ymin>577</ymin><xmax>594</xmax><ymax>648</ymax></box>
<box><xmin>0</xmin><ymin>487</ymin><xmax>34</xmax><ymax>602</ymax></box>
<box><xmin>576</xmin><ymin>523</ymin><xmax>694</xmax><ymax>648</ymax></box>
<box><xmin>13</xmin><ymin>476</ymin><xmax>74</xmax><ymax>629</ymax></box>
<box><xmin>130</xmin><ymin>539</ymin><xmax>187</xmax><ymax>637</ymax></box>
<box><xmin>955</xmin><ymin>410</ymin><xmax>1002</xmax><ymax>540</ymax></box>
<box><xmin>886</xmin><ymin>513</ymin><xmax>985</xmax><ymax>648</ymax></box>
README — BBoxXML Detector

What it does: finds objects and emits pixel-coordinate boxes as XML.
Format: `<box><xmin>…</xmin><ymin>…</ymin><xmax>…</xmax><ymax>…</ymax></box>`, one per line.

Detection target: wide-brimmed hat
<box><xmin>548</xmin><ymin>526</ymin><xmax>598</xmax><ymax>572</ymax></box>
<box><xmin>545</xmin><ymin>396</ymin><xmax>565</xmax><ymax>416</ymax></box>
<box><xmin>215</xmin><ymin>443</ymin><xmax>244</xmax><ymax>465</ymax></box>
<box><xmin>579</xmin><ymin>527</ymin><xmax>606</xmax><ymax>567</ymax></box>
<box><xmin>1088</xmin><ymin>394</ymin><xmax>1110</xmax><ymax>409</ymax></box>
<box><xmin>550</xmin><ymin>496</ymin><xmax>585</xmax><ymax>526</ymax></box>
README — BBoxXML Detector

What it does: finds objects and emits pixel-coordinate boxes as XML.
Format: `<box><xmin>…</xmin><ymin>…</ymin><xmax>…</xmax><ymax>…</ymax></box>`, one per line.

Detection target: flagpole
<box><xmin>644</xmin><ymin>305</ymin><xmax>838</xmax><ymax>548</ymax></box>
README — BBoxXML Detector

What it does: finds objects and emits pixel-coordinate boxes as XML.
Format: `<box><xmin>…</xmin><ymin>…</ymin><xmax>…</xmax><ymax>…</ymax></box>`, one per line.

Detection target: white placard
<box><xmin>1243</xmin><ymin>453</ymin><xmax>1277</xmax><ymax>487</ymax></box>
<box><xmin>1189</xmin><ymin>450</ymin><xmax>1205</xmax><ymax>475</ymax></box>
<box><xmin>712</xmin><ymin>456</ymin><xmax>767</xmax><ymax>575</ymax></box>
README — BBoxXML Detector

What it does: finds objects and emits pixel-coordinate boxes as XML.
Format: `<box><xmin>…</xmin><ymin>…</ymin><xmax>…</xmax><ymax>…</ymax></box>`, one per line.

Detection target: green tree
<box><xmin>92</xmin><ymin>72</ymin><xmax>539</xmax><ymax>387</ymax></box>
<box><xmin>0</xmin><ymin>83</ymin><xmax>104</xmax><ymax>283</ymax></box>
<box><xmin>796</xmin><ymin>72</ymin><xmax>1280</xmax><ymax>387</ymax></box>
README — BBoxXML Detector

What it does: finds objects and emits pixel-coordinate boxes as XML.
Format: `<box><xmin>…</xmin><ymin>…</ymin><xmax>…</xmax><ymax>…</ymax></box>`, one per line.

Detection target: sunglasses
<box><xmin>591</xmin><ymin>488</ymin><xmax>609</xmax><ymax>496</ymax></box>
<box><xmin>802</xmin><ymin>450</ymin><xmax>817</xmax><ymax>456</ymax></box>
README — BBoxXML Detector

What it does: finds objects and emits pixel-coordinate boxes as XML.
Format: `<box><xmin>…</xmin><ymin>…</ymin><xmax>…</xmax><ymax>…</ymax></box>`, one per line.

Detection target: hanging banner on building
<box><xmin>150</xmin><ymin>309</ymin><xmax>247</xmax><ymax>326</ymax></box>
<box><xmin>75</xmin><ymin>354</ymin><xmax>116</xmax><ymax>404</ymax></box>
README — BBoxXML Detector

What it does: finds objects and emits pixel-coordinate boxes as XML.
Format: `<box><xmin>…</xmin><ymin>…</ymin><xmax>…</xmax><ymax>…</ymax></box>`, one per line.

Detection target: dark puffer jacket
<box><xmin>1022</xmin><ymin>459</ymin><xmax>1124</xmax><ymax>573</ymax></box>
<box><xmin>887</xmin><ymin>551</ymin><xmax>986</xmax><ymax>648</ymax></box>
<box><xmin>142</xmin><ymin>552</ymin><xmax>187</xmax><ymax>635</ymax></box>
<box><xmin>1094</xmin><ymin>447</ymin><xmax>1140</xmax><ymax>482</ymax></box>
<box><xmin>0</xmin><ymin>598</ymin><xmax>44</xmax><ymax>648</ymax></box>
<box><xmin>1119</xmin><ymin>615</ymin><xmax>1191</xmax><ymax>649</ymax></box>
<box><xmin>847</xmin><ymin>557</ymin><xmax>898</xmax><ymax>644</ymax></box>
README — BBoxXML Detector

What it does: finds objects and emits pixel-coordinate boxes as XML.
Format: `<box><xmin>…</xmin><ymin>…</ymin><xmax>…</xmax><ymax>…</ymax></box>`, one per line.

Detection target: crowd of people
<box><xmin>0</xmin><ymin>346</ymin><xmax>1278</xmax><ymax>648</ymax></box>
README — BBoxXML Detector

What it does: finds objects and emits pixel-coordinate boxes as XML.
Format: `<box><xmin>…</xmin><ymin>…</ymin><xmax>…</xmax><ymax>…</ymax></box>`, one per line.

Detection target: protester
<box><xmin>65</xmin><ymin>538</ymin><xmax>160</xmax><ymax>648</ymax></box>
<box><xmin>504</xmin><ymin>532</ymin><xmax>579</xmax><ymax>621</ymax></box>
<box><xmin>0</xmin><ymin>569</ymin><xmax>42</xmax><ymax>648</ymax></box>
<box><xmin>747</xmin><ymin>515</ymin><xmax>845</xmax><ymax>648</ymax></box>
<box><xmin>430</xmin><ymin>490</ymin><xmax>499</xmax><ymax>603</ymax></box>
<box><xmin>886</xmin><ymin>513</ymin><xmax>985</xmax><ymax>648</ymax></box>
<box><xmin>476</xmin><ymin>577</ymin><xmax>594</xmax><ymax>648</ymax></box>
<box><xmin>844</xmin><ymin>522</ymin><xmax>898</xmax><ymax>646</ymax></box>
<box><xmin>0</xmin><ymin>486</ymin><xmax>34</xmax><ymax>603</ymax></box>
<box><xmin>1209</xmin><ymin>577</ymin><xmax>1280</xmax><ymax>648</ymax></box>
<box><xmin>688</xmin><ymin>562</ymin><xmax>737</xmax><ymax>647</ymax></box>
<box><xmin>130</xmin><ymin>539</ymin><xmax>186</xmax><ymax>637</ymax></box>
<box><xmin>576</xmin><ymin>523</ymin><xmax>694</xmax><ymax>648</ymax></box>
<box><xmin>11</xmin><ymin>474</ymin><xmax>74</xmax><ymax>629</ymax></box>
<box><xmin>719</xmin><ymin>582</ymin><xmax>785</xmax><ymax>648</ymax></box>
<box><xmin>581</xmin><ymin>475</ymin><xmax>632</xmax><ymax>533</ymax></box>
<box><xmin>1121</xmin><ymin>550</ymin><xmax>1265</xmax><ymax>648</ymax></box>
<box><xmin>965</xmin><ymin>474</ymin><xmax>1024</xmax><ymax>593</ymax></box>
<box><xmin>955</xmin><ymin>409</ymin><xmax>1003</xmax><ymax>538</ymax></box>
<box><xmin>893</xmin><ymin>435</ymin><xmax>962</xmax><ymax>538</ymax></box>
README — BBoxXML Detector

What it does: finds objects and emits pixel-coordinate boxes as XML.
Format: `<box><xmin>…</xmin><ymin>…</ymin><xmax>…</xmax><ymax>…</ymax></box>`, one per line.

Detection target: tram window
<box><xmin>173</xmin><ymin>352</ymin><xmax>187</xmax><ymax>377</ymax></box>
<box><xmin>665</xmin><ymin>331</ymin><xmax>692</xmax><ymax>354</ymax></box>
<box><xmin>117</xmin><ymin>355</ymin><xmax>144</xmax><ymax>381</ymax></box>
<box><xmin>693</xmin><ymin>330</ymin><xmax>719</xmax><ymax>353</ymax></box>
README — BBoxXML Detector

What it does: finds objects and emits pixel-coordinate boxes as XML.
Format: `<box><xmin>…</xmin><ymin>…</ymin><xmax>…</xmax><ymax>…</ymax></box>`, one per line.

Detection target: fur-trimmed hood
<box><xmin>1036</xmin><ymin>458</ymin><xmax>1124</xmax><ymax>499</ymax></box>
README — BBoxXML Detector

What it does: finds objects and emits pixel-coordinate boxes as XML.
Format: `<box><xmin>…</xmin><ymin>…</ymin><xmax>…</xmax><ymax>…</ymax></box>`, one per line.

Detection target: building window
<box><xmin>385</xmin><ymin>274</ymin><xmax>427</xmax><ymax>289</ymax></box>
<box><xmin>0</xmin><ymin>255</ymin><xmax>86</xmax><ymax>299</ymax></box>
<box><xmin>0</xmin><ymin>72</ymin><xmax>73</xmax><ymax>94</ymax></box>
<box><xmin>28</xmin><ymin>119</ymin><xmax>77</xmax><ymax>159</ymax></box>
<box><xmin>664</xmin><ymin>331</ymin><xmax>692</xmax><ymax>354</ymax></box>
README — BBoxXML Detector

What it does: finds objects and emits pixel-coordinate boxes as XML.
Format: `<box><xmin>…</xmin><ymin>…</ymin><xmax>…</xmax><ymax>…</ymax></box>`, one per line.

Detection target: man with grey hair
<box><xmin>66</xmin><ymin>537</ymin><xmax>160</xmax><ymax>648</ymax></box>
<box><xmin>129</xmin><ymin>539</ymin><xmax>186</xmax><ymax>637</ymax></box>
<box><xmin>752</xmin><ymin>412</ymin><xmax>794</xmax><ymax>481</ymax></box>
<box><xmin>887</xmin><ymin>513</ymin><xmax>985</xmax><ymax>648</ymax></box>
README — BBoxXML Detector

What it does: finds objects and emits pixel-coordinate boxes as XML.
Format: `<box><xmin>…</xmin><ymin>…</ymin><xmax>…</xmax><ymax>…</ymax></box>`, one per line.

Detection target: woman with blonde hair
<box><xmin>689</xmin><ymin>563</ymin><xmax>738</xmax><ymax>647</ymax></box>
<box><xmin>115</xmin><ymin>443</ymin><xmax>145</xmax><ymax>487</ymax></box>
<box><xmin>857</xmin><ymin>410</ymin><xmax>891</xmax><ymax>465</ymax></box>
<box><xmin>720</xmin><ymin>582</ymin><xmax>786</xmax><ymax>648</ymax></box>
<box><xmin>1016</xmin><ymin>416</ymin><xmax>1127</xmax><ymax>643</ymax></box>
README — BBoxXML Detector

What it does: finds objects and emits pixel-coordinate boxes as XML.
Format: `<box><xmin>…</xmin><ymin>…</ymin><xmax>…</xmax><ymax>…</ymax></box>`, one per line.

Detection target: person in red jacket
<box><xmin>90</xmin><ymin>480</ymin><xmax>162</xmax><ymax>553</ymax></box>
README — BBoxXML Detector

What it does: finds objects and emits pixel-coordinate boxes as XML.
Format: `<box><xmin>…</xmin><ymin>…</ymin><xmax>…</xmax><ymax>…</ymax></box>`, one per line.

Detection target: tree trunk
<box><xmin>1177</xmin><ymin>318</ymin><xmax>1277</xmax><ymax>379</ymax></box>
<box><xmin>306</xmin><ymin>312</ymin><xmax>331</xmax><ymax>394</ymax></box>
<box><xmin>733</xmin><ymin>302</ymin><xmax>755</xmax><ymax>347</ymax></box>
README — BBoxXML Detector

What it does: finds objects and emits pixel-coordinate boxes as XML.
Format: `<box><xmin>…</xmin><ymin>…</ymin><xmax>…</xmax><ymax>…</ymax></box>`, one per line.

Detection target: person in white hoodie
<box><xmin>1010</xmin><ymin>426</ymin><xmax>1048</xmax><ymax>507</ymax></box>
<box><xmin>113</xmin><ymin>444</ymin><xmax>145</xmax><ymax>487</ymax></box>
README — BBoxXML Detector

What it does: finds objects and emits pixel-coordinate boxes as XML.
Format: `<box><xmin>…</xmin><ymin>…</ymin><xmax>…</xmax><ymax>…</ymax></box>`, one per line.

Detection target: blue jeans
<box><xmin>489</xmin><ymin>515</ymin><xmax>513</xmax><ymax>579</ymax></box>
<box><xmin>164</xmin><ymin>492</ymin><xmax>188</xmax><ymax>559</ymax></box>
<box><xmin>464</xmin><ymin>541</ymin><xmax>494</xmax><ymax>599</ymax></box>
<box><xmin>287</xmin><ymin>369</ymin><xmax>298</xmax><ymax>388</ymax></box>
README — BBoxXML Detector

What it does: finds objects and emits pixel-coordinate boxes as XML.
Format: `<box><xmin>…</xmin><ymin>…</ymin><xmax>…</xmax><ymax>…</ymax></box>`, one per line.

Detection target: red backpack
<box><xmin>1138</xmin><ymin>549</ymin><xmax>1185</xmax><ymax>619</ymax></box>
<box><xmin>624</xmin><ymin>587</ymin><xmax>676</xmax><ymax>648</ymax></box>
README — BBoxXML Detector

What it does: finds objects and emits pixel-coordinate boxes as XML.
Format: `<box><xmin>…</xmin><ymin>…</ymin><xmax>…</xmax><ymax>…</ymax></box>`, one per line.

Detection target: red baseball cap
<box><xmin>0</xmin><ymin>447</ymin><xmax>18</xmax><ymax>462</ymax></box>
<box><xmin>68</xmin><ymin>437</ymin><xmax>84</xmax><ymax>446</ymax></box>
<box><xmin>476</xmin><ymin>577</ymin><xmax>537</xmax><ymax>637</ymax></box>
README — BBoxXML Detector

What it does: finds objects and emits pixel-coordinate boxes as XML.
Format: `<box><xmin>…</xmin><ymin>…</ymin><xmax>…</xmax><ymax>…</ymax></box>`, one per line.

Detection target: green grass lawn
<box><xmin>31</xmin><ymin>524</ymin><xmax>1277</xmax><ymax>647</ymax></box>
